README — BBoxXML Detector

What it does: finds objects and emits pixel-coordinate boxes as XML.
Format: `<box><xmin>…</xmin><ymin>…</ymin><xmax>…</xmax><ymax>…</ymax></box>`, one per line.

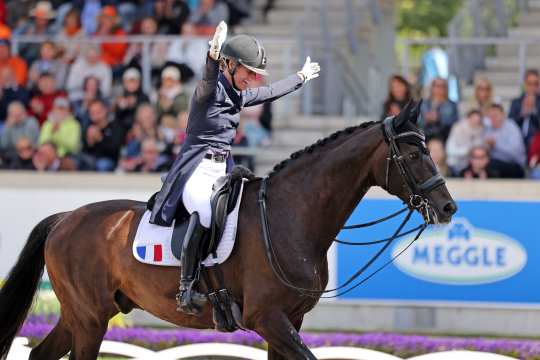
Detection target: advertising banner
<box><xmin>337</xmin><ymin>199</ymin><xmax>540</xmax><ymax>304</ymax></box>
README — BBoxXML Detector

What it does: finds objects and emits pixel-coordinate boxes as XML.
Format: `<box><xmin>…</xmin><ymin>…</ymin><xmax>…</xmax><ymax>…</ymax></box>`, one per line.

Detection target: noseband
<box><xmin>382</xmin><ymin>116</ymin><xmax>446</xmax><ymax>223</ymax></box>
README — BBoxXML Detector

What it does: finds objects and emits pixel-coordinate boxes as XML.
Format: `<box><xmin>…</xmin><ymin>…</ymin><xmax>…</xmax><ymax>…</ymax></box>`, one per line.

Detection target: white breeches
<box><xmin>182</xmin><ymin>158</ymin><xmax>227</xmax><ymax>228</ymax></box>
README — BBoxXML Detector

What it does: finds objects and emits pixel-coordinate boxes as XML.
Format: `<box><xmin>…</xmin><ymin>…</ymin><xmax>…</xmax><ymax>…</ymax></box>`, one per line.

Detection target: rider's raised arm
<box><xmin>242</xmin><ymin>74</ymin><xmax>303</xmax><ymax>107</ymax></box>
<box><xmin>192</xmin><ymin>55</ymin><xmax>220</xmax><ymax>104</ymax></box>
<box><xmin>242</xmin><ymin>56</ymin><xmax>320</xmax><ymax>107</ymax></box>
<box><xmin>193</xmin><ymin>21</ymin><xmax>227</xmax><ymax>104</ymax></box>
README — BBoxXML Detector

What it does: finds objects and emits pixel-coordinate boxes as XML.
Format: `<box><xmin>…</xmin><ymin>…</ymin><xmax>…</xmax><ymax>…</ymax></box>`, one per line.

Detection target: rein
<box><xmin>342</xmin><ymin>207</ymin><xmax>407</xmax><ymax>229</ymax></box>
<box><xmin>257</xmin><ymin>117</ymin><xmax>442</xmax><ymax>298</ymax></box>
<box><xmin>337</xmin><ymin>205</ymin><xmax>424</xmax><ymax>246</ymax></box>
<box><xmin>257</xmin><ymin>178</ymin><xmax>426</xmax><ymax>298</ymax></box>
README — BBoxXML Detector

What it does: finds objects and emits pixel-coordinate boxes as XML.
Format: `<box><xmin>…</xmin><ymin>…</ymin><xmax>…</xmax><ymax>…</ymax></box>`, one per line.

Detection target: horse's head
<box><xmin>373</xmin><ymin>101</ymin><xmax>457</xmax><ymax>224</ymax></box>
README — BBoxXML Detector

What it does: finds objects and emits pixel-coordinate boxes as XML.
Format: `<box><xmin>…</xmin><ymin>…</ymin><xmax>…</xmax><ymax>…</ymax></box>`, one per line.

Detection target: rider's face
<box><xmin>232</xmin><ymin>64</ymin><xmax>257</xmax><ymax>91</ymax></box>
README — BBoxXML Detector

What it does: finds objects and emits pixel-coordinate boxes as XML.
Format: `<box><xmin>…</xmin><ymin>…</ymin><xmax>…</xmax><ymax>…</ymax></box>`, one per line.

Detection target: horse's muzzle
<box><xmin>433</xmin><ymin>200</ymin><xmax>457</xmax><ymax>224</ymax></box>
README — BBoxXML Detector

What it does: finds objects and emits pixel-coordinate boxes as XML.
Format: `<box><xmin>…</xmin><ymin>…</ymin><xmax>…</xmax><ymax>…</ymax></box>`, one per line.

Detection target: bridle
<box><xmin>382</xmin><ymin>116</ymin><xmax>446</xmax><ymax>223</ymax></box>
<box><xmin>257</xmin><ymin>117</ymin><xmax>446</xmax><ymax>298</ymax></box>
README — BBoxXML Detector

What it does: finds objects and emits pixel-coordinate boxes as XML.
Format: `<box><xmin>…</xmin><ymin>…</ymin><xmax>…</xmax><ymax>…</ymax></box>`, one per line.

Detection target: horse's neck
<box><xmin>269</xmin><ymin>125</ymin><xmax>383</xmax><ymax>257</ymax></box>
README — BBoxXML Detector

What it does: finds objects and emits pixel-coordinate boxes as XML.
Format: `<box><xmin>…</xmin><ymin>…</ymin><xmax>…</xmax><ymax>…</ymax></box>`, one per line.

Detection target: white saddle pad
<box><xmin>133</xmin><ymin>181</ymin><xmax>244</xmax><ymax>267</ymax></box>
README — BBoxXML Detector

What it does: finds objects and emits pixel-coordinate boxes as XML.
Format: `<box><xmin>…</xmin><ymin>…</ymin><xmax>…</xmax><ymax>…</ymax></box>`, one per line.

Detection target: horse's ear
<box><xmin>394</xmin><ymin>100</ymin><xmax>414</xmax><ymax>129</ymax></box>
<box><xmin>410</xmin><ymin>99</ymin><xmax>422</xmax><ymax>124</ymax></box>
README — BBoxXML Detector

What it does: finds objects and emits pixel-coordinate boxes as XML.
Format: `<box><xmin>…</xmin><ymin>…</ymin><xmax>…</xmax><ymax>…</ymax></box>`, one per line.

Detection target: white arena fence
<box><xmin>7</xmin><ymin>337</ymin><xmax>518</xmax><ymax>360</ymax></box>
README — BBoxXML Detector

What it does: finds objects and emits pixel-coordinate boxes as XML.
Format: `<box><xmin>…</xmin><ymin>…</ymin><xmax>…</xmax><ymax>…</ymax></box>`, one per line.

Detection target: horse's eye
<box><xmin>409</xmin><ymin>151</ymin><xmax>420</xmax><ymax>160</ymax></box>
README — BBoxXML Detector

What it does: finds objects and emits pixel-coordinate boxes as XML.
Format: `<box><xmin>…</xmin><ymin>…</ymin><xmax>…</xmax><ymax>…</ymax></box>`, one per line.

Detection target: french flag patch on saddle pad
<box><xmin>136</xmin><ymin>243</ymin><xmax>163</xmax><ymax>263</ymax></box>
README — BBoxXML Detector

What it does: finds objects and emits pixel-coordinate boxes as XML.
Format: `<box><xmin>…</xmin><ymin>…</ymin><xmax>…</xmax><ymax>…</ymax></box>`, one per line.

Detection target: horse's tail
<box><xmin>0</xmin><ymin>212</ymin><xmax>65</xmax><ymax>358</ymax></box>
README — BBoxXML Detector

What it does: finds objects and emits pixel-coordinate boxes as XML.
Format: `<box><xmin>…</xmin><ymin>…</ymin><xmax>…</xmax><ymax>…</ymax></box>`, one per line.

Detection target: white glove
<box><xmin>297</xmin><ymin>56</ymin><xmax>320</xmax><ymax>83</ymax></box>
<box><xmin>209</xmin><ymin>21</ymin><xmax>228</xmax><ymax>60</ymax></box>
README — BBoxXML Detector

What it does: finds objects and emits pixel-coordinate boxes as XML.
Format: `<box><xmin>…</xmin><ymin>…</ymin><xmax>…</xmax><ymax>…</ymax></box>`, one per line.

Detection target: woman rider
<box><xmin>149</xmin><ymin>21</ymin><xmax>321</xmax><ymax>315</ymax></box>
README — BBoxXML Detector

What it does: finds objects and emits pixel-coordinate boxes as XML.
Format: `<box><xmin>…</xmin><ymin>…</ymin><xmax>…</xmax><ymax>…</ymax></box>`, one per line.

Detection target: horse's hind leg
<box><xmin>29</xmin><ymin>317</ymin><xmax>71</xmax><ymax>360</ymax></box>
<box><xmin>52</xmin><ymin>280</ymin><xmax>117</xmax><ymax>359</ymax></box>
<box><xmin>255</xmin><ymin>312</ymin><xmax>315</xmax><ymax>360</ymax></box>
<box><xmin>68</xmin><ymin>316</ymin><xmax>109</xmax><ymax>360</ymax></box>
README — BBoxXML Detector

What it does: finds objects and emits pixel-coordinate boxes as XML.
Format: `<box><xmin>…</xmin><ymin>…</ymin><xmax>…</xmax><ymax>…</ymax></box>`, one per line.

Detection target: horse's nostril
<box><xmin>443</xmin><ymin>201</ymin><xmax>457</xmax><ymax>215</ymax></box>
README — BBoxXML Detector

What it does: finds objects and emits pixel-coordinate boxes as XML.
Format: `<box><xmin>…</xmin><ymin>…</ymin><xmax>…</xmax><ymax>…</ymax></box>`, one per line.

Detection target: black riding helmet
<box><xmin>221</xmin><ymin>34</ymin><xmax>268</xmax><ymax>76</ymax></box>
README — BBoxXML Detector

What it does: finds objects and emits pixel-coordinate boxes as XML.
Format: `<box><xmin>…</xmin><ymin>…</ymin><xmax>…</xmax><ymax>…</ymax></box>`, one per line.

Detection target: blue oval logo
<box><xmin>391</xmin><ymin>218</ymin><xmax>527</xmax><ymax>285</ymax></box>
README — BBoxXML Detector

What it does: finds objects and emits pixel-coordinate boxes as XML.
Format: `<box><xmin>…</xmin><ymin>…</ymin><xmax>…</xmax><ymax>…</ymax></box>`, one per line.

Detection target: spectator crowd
<box><xmin>0</xmin><ymin>0</ymin><xmax>272</xmax><ymax>173</ymax></box>
<box><xmin>381</xmin><ymin>70</ymin><xmax>540</xmax><ymax>179</ymax></box>
<box><xmin>0</xmin><ymin>0</ymin><xmax>538</xmax><ymax>180</ymax></box>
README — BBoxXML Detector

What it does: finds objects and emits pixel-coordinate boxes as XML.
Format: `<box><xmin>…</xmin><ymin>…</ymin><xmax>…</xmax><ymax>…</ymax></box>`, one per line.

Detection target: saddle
<box><xmin>145</xmin><ymin>165</ymin><xmax>255</xmax><ymax>262</ymax></box>
<box><xmin>173</xmin><ymin>165</ymin><xmax>255</xmax><ymax>261</ymax></box>
<box><xmin>208</xmin><ymin>166</ymin><xmax>251</xmax><ymax>257</ymax></box>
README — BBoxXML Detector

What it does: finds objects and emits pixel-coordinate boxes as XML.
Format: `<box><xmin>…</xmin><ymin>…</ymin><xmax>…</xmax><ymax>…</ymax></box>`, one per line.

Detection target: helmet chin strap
<box><xmin>227</xmin><ymin>60</ymin><xmax>240</xmax><ymax>91</ymax></box>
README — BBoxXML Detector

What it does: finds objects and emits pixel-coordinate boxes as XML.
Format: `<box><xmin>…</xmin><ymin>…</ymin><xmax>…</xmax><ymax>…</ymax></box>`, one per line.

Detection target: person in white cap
<box><xmin>155</xmin><ymin>65</ymin><xmax>189</xmax><ymax>120</ymax></box>
<box><xmin>149</xmin><ymin>21</ymin><xmax>321</xmax><ymax>315</ymax></box>
<box><xmin>114</xmin><ymin>67</ymin><xmax>149</xmax><ymax>129</ymax></box>
<box><xmin>13</xmin><ymin>1</ymin><xmax>56</xmax><ymax>63</ymax></box>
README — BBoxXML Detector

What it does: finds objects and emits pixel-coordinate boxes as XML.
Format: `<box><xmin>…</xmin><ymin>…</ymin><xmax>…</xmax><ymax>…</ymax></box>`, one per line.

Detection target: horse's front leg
<box><xmin>255</xmin><ymin>311</ymin><xmax>315</xmax><ymax>360</ymax></box>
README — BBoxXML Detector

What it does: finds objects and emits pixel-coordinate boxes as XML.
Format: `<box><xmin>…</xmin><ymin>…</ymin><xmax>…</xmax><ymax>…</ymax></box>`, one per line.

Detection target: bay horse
<box><xmin>0</xmin><ymin>102</ymin><xmax>456</xmax><ymax>359</ymax></box>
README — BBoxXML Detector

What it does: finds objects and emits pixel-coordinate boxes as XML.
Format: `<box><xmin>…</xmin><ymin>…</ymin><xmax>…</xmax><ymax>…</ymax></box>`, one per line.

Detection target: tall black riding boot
<box><xmin>176</xmin><ymin>212</ymin><xmax>208</xmax><ymax>315</ymax></box>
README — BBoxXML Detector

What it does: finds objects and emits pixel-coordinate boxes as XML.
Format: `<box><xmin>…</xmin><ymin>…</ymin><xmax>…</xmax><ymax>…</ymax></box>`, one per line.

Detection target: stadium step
<box><xmin>264</xmin><ymin>0</ymin><xmax>348</xmax><ymax>11</ymax></box>
<box><xmin>272</xmin><ymin>116</ymin><xmax>353</xmax><ymax>145</ymax></box>
<box><xmin>251</xmin><ymin>115</ymin><xmax>365</xmax><ymax>175</ymax></box>
<box><xmin>273</xmin><ymin>116</ymin><xmax>354</xmax><ymax>130</ymax></box>
<box><xmin>485</xmin><ymin>56</ymin><xmax>540</xmax><ymax>70</ymax></box>
<box><xmin>508</xmin><ymin>27</ymin><xmax>540</xmax><ymax>37</ymax></box>
<box><xmin>266</xmin><ymin>9</ymin><xmax>348</xmax><ymax>26</ymax></box>
<box><xmin>495</xmin><ymin>43</ymin><xmax>540</xmax><ymax>57</ymax></box>
<box><xmin>241</xmin><ymin>24</ymin><xmax>347</xmax><ymax>39</ymax></box>
<box><xmin>271</xmin><ymin>128</ymin><xmax>339</xmax><ymax>147</ymax></box>
<box><xmin>517</xmin><ymin>11</ymin><xmax>540</xmax><ymax>27</ymax></box>
<box><xmin>528</xmin><ymin>0</ymin><xmax>540</xmax><ymax>11</ymax></box>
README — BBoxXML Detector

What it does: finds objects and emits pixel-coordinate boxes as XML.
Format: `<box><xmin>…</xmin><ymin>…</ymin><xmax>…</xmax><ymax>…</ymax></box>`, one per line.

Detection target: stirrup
<box><xmin>176</xmin><ymin>281</ymin><xmax>207</xmax><ymax>315</ymax></box>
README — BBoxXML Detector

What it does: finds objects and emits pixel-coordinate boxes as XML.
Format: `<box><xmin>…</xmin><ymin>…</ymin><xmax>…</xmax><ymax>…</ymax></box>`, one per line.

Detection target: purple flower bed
<box><xmin>19</xmin><ymin>314</ymin><xmax>540</xmax><ymax>359</ymax></box>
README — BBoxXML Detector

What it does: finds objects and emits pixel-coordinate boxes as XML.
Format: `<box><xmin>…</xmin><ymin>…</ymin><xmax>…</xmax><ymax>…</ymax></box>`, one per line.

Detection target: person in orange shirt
<box><xmin>0</xmin><ymin>23</ymin><xmax>11</xmax><ymax>40</ymax></box>
<box><xmin>95</xmin><ymin>6</ymin><xmax>128</xmax><ymax>68</ymax></box>
<box><xmin>0</xmin><ymin>39</ymin><xmax>27</xmax><ymax>87</ymax></box>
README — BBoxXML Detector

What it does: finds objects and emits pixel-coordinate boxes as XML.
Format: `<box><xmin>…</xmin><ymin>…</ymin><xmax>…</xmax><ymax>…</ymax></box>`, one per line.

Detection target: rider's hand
<box><xmin>297</xmin><ymin>56</ymin><xmax>321</xmax><ymax>83</ymax></box>
<box><xmin>209</xmin><ymin>21</ymin><xmax>228</xmax><ymax>60</ymax></box>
